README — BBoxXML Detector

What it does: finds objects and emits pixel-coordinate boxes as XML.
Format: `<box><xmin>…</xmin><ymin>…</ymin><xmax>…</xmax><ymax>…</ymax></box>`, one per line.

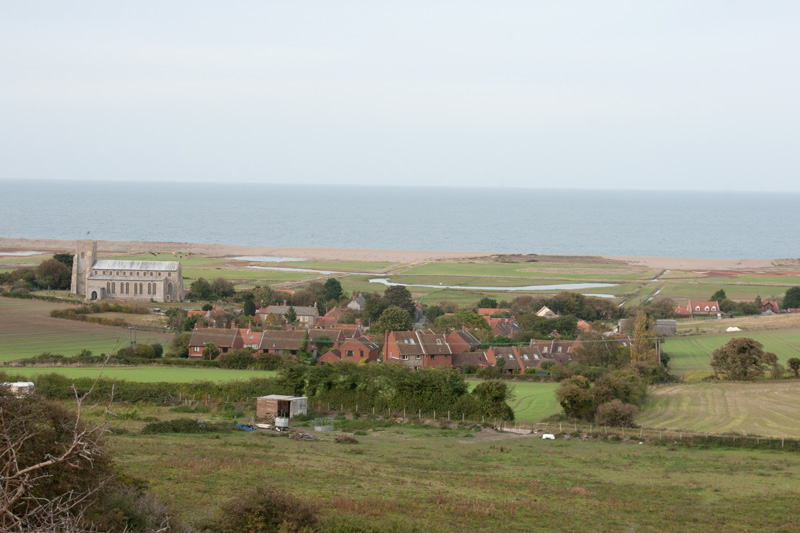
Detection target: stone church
<box><xmin>70</xmin><ymin>241</ymin><xmax>184</xmax><ymax>302</ymax></box>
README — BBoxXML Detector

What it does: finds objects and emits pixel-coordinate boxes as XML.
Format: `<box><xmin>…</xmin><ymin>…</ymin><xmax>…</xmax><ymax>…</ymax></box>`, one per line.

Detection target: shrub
<box><xmin>217</xmin><ymin>484</ymin><xmax>319</xmax><ymax>533</ymax></box>
<box><xmin>594</xmin><ymin>399</ymin><xmax>638</xmax><ymax>427</ymax></box>
<box><xmin>770</xmin><ymin>363</ymin><xmax>786</xmax><ymax>380</ymax></box>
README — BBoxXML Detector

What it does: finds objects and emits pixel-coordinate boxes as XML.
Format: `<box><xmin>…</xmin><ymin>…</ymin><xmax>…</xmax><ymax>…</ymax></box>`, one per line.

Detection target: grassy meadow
<box><xmin>101</xmin><ymin>409</ymin><xmax>800</xmax><ymax>532</ymax></box>
<box><xmin>662</xmin><ymin>329</ymin><xmax>800</xmax><ymax>375</ymax></box>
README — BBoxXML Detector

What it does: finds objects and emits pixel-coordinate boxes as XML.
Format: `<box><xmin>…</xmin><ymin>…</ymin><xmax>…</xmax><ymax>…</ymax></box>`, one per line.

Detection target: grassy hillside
<box><xmin>105</xmin><ymin>413</ymin><xmax>800</xmax><ymax>532</ymax></box>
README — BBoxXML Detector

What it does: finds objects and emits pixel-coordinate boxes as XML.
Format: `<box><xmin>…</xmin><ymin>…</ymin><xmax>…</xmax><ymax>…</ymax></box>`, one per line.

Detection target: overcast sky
<box><xmin>1</xmin><ymin>1</ymin><xmax>798</xmax><ymax>191</ymax></box>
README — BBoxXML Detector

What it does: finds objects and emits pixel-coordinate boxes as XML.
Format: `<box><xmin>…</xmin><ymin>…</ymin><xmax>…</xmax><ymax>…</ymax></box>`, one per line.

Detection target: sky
<box><xmin>1</xmin><ymin>1</ymin><xmax>798</xmax><ymax>191</ymax></box>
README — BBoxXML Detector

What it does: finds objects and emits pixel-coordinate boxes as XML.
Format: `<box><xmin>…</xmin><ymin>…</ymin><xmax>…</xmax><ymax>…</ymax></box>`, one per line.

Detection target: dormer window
<box><xmin>711</xmin><ymin>306</ymin><xmax>716</xmax><ymax>311</ymax></box>
<box><xmin>436</xmin><ymin>339</ymin><xmax>442</xmax><ymax>345</ymax></box>
<box><xmin>695</xmin><ymin>306</ymin><xmax>701</xmax><ymax>311</ymax></box>
<box><xmin>704</xmin><ymin>306</ymin><xmax>710</xmax><ymax>312</ymax></box>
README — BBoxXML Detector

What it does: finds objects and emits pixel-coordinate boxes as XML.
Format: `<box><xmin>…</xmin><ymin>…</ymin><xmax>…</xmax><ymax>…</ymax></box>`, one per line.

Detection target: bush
<box><xmin>140</xmin><ymin>418</ymin><xmax>233</xmax><ymax>434</ymax></box>
<box><xmin>594</xmin><ymin>399</ymin><xmax>638</xmax><ymax>427</ymax></box>
<box><xmin>217</xmin><ymin>483</ymin><xmax>319</xmax><ymax>533</ymax></box>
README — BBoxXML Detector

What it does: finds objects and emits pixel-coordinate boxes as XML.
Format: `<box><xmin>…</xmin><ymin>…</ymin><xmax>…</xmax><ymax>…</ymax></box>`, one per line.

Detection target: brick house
<box><xmin>256</xmin><ymin>303</ymin><xmax>320</xmax><ymax>328</ymax></box>
<box><xmin>318</xmin><ymin>337</ymin><xmax>380</xmax><ymax>365</ymax></box>
<box><xmin>675</xmin><ymin>300</ymin><xmax>721</xmax><ymax>317</ymax></box>
<box><xmin>383</xmin><ymin>330</ymin><xmax>453</xmax><ymax>369</ymax></box>
<box><xmin>188</xmin><ymin>328</ymin><xmax>238</xmax><ymax>359</ymax></box>
<box><xmin>445</xmin><ymin>329</ymin><xmax>482</xmax><ymax>353</ymax></box>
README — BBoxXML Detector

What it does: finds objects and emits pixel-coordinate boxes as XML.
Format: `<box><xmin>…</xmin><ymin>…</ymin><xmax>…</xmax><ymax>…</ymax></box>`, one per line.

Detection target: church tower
<box><xmin>70</xmin><ymin>240</ymin><xmax>97</xmax><ymax>295</ymax></box>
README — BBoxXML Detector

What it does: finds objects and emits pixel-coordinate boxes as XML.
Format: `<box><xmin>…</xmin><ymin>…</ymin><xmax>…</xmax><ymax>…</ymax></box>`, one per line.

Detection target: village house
<box><xmin>490</xmin><ymin>317</ymin><xmax>522</xmax><ymax>337</ymax></box>
<box><xmin>535</xmin><ymin>306</ymin><xmax>559</xmax><ymax>319</ymax></box>
<box><xmin>256</xmin><ymin>303</ymin><xmax>320</xmax><ymax>328</ymax></box>
<box><xmin>318</xmin><ymin>336</ymin><xmax>380</xmax><ymax>365</ymax></box>
<box><xmin>383</xmin><ymin>330</ymin><xmax>454</xmax><ymax>369</ymax></box>
<box><xmin>346</xmin><ymin>293</ymin><xmax>367</xmax><ymax>312</ymax></box>
<box><xmin>314</xmin><ymin>306</ymin><xmax>343</xmax><ymax>328</ymax></box>
<box><xmin>188</xmin><ymin>328</ymin><xmax>238</xmax><ymax>358</ymax></box>
<box><xmin>450</xmin><ymin>351</ymin><xmax>489</xmax><ymax>372</ymax></box>
<box><xmin>675</xmin><ymin>300</ymin><xmax>721</xmax><ymax>318</ymax></box>
<box><xmin>445</xmin><ymin>328</ymin><xmax>482</xmax><ymax>353</ymax></box>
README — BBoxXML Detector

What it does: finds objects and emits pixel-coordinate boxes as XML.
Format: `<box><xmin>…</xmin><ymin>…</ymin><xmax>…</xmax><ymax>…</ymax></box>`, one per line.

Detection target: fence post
<box><xmin>355</xmin><ymin>404</ymin><xmax>358</xmax><ymax>413</ymax></box>
<box><xmin>434</xmin><ymin>410</ymin><xmax>436</xmax><ymax>421</ymax></box>
<box><xmin>462</xmin><ymin>413</ymin><xmax>465</xmax><ymax>422</ymax></box>
<box><xmin>782</xmin><ymin>437</ymin><xmax>785</xmax><ymax>448</ymax></box>
<box><xmin>448</xmin><ymin>411</ymin><xmax>450</xmax><ymax>421</ymax></box>
<box><xmin>403</xmin><ymin>409</ymin><xmax>406</xmax><ymax>419</ymax></box>
<box><xmin>373</xmin><ymin>407</ymin><xmax>375</xmax><ymax>415</ymax></box>
<box><xmin>419</xmin><ymin>409</ymin><xmax>421</xmax><ymax>419</ymax></box>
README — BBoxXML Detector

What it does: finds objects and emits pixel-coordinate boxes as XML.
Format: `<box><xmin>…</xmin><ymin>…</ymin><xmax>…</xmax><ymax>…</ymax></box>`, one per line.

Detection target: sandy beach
<box><xmin>0</xmin><ymin>237</ymin><xmax>786</xmax><ymax>271</ymax></box>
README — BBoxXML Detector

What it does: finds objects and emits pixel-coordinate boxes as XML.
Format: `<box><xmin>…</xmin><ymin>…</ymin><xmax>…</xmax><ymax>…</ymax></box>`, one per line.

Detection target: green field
<box><xmin>506</xmin><ymin>381</ymin><xmax>561</xmax><ymax>423</ymax></box>
<box><xmin>663</xmin><ymin>329</ymin><xmax>800</xmax><ymax>374</ymax></box>
<box><xmin>5</xmin><ymin>366</ymin><xmax>277</xmax><ymax>383</ymax></box>
<box><xmin>0</xmin><ymin>297</ymin><xmax>174</xmax><ymax>361</ymax></box>
<box><xmin>105</xmin><ymin>411</ymin><xmax>800</xmax><ymax>531</ymax></box>
<box><xmin>638</xmin><ymin>381</ymin><xmax>800</xmax><ymax>438</ymax></box>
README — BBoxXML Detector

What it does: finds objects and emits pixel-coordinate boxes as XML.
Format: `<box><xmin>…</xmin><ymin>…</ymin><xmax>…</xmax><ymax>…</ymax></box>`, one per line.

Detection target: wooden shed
<box><xmin>256</xmin><ymin>395</ymin><xmax>308</xmax><ymax>420</ymax></box>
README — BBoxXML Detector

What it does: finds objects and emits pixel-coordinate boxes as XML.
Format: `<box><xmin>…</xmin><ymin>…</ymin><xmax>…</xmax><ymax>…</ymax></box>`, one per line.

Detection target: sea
<box><xmin>2</xmin><ymin>179</ymin><xmax>798</xmax><ymax>259</ymax></box>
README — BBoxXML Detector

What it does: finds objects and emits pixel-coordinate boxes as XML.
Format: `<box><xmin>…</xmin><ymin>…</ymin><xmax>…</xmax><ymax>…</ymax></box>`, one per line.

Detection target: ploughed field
<box><xmin>105</xmin><ymin>407</ymin><xmax>800</xmax><ymax>532</ymax></box>
<box><xmin>636</xmin><ymin>381</ymin><xmax>800</xmax><ymax>438</ymax></box>
<box><xmin>0</xmin><ymin>297</ymin><xmax>173</xmax><ymax>361</ymax></box>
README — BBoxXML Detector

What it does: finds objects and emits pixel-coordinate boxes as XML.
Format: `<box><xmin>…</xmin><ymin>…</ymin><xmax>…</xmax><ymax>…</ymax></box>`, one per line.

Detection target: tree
<box><xmin>190</xmin><ymin>278</ymin><xmax>213</xmax><ymax>300</ymax></box>
<box><xmin>210</xmin><ymin>278</ymin><xmax>235</xmax><ymax>299</ymax></box>
<box><xmin>370</xmin><ymin>307</ymin><xmax>412</xmax><ymax>335</ymax></box>
<box><xmin>52</xmin><ymin>253</ymin><xmax>74</xmax><ymax>267</ymax></box>
<box><xmin>171</xmin><ymin>332</ymin><xmax>191</xmax><ymax>357</ymax></box>
<box><xmin>284</xmin><ymin>306</ymin><xmax>297</xmax><ymax>325</ymax></box>
<box><xmin>383</xmin><ymin>285</ymin><xmax>416</xmax><ymax>317</ymax></box>
<box><xmin>33</xmin><ymin>259</ymin><xmax>71</xmax><ymax>290</ymax></box>
<box><xmin>629</xmin><ymin>309</ymin><xmax>656</xmax><ymax>362</ymax></box>
<box><xmin>710</xmin><ymin>289</ymin><xmax>727</xmax><ymax>302</ymax></box>
<box><xmin>242</xmin><ymin>297</ymin><xmax>256</xmax><ymax>317</ymax></box>
<box><xmin>432</xmin><ymin>310</ymin><xmax>491</xmax><ymax>332</ymax></box>
<box><xmin>0</xmin><ymin>375</ymin><xmax>112</xmax><ymax>530</ymax></box>
<box><xmin>202</xmin><ymin>302</ymin><xmax>213</xmax><ymax>311</ymax></box>
<box><xmin>787</xmin><ymin>357</ymin><xmax>800</xmax><ymax>377</ymax></box>
<box><xmin>477</xmin><ymin>297</ymin><xmax>498</xmax><ymax>309</ymax></box>
<box><xmin>555</xmin><ymin>376</ymin><xmax>596</xmax><ymax>420</ymax></box>
<box><xmin>151</xmin><ymin>343</ymin><xmax>163</xmax><ymax>358</ymax></box>
<box><xmin>710</xmin><ymin>337</ymin><xmax>778</xmax><ymax>380</ymax></box>
<box><xmin>424</xmin><ymin>305</ymin><xmax>444</xmax><ymax>322</ymax></box>
<box><xmin>324</xmin><ymin>278</ymin><xmax>343</xmax><ymax>302</ymax></box>
<box><xmin>134</xmin><ymin>344</ymin><xmax>156</xmax><ymax>359</ymax></box>
<box><xmin>495</xmin><ymin>356</ymin><xmax>506</xmax><ymax>373</ymax></box>
<box><xmin>782</xmin><ymin>286</ymin><xmax>800</xmax><ymax>309</ymax></box>
<box><xmin>202</xmin><ymin>342</ymin><xmax>220</xmax><ymax>360</ymax></box>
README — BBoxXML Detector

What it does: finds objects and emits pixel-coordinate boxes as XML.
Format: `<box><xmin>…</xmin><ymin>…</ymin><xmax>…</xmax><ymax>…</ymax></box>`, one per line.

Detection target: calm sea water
<box><xmin>2</xmin><ymin>180</ymin><xmax>798</xmax><ymax>259</ymax></box>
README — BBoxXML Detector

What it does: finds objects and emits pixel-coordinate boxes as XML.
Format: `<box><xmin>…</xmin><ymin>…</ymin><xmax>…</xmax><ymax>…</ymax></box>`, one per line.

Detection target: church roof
<box><xmin>92</xmin><ymin>260</ymin><xmax>179</xmax><ymax>271</ymax></box>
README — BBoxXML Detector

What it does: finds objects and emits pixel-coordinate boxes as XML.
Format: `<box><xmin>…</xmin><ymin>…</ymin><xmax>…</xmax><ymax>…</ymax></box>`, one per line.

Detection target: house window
<box><xmin>345</xmin><ymin>350</ymin><xmax>354</xmax><ymax>357</ymax></box>
<box><xmin>416</xmin><ymin>355</ymin><xmax>421</xmax><ymax>359</ymax></box>
<box><xmin>436</xmin><ymin>339</ymin><xmax>442</xmax><ymax>345</ymax></box>
<box><xmin>402</xmin><ymin>355</ymin><xmax>408</xmax><ymax>360</ymax></box>
<box><xmin>509</xmin><ymin>354</ymin><xmax>514</xmax><ymax>359</ymax></box>
<box><xmin>523</xmin><ymin>355</ymin><xmax>529</xmax><ymax>360</ymax></box>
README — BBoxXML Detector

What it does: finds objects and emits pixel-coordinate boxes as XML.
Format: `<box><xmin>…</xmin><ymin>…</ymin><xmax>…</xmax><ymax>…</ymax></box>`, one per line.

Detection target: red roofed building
<box><xmin>675</xmin><ymin>301</ymin><xmax>721</xmax><ymax>317</ymax></box>
<box><xmin>383</xmin><ymin>330</ymin><xmax>453</xmax><ymax>369</ymax></box>
<box><xmin>318</xmin><ymin>337</ymin><xmax>380</xmax><ymax>365</ymax></box>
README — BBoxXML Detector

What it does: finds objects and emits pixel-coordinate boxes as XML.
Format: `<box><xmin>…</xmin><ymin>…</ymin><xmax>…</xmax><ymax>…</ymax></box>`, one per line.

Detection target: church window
<box><xmin>111</xmin><ymin>282</ymin><xmax>115</xmax><ymax>293</ymax></box>
<box><xmin>147</xmin><ymin>284</ymin><xmax>151</xmax><ymax>295</ymax></box>
<box><xmin>139</xmin><ymin>283</ymin><xmax>143</xmax><ymax>294</ymax></box>
<box><xmin>106</xmin><ymin>282</ymin><xmax>110</xmax><ymax>292</ymax></box>
<box><xmin>168</xmin><ymin>283</ymin><xmax>173</xmax><ymax>295</ymax></box>
<box><xmin>134</xmin><ymin>284</ymin><xmax>137</xmax><ymax>296</ymax></box>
